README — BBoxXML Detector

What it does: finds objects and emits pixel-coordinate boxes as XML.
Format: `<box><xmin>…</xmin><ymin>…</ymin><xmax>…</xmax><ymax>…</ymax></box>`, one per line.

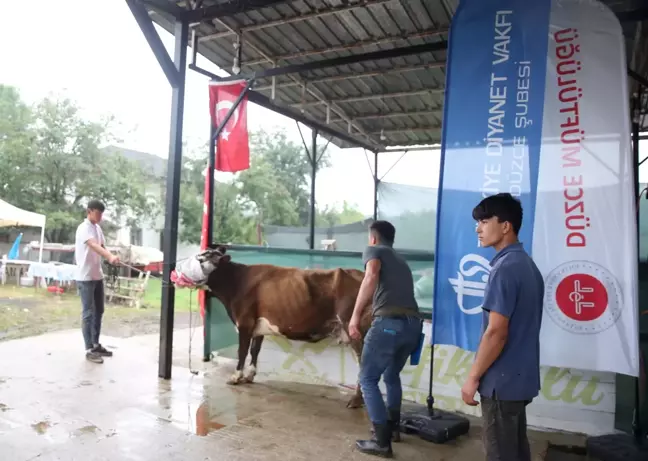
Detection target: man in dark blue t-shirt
<box><xmin>349</xmin><ymin>220</ymin><xmax>423</xmax><ymax>458</ymax></box>
<box><xmin>461</xmin><ymin>193</ymin><xmax>544</xmax><ymax>461</ymax></box>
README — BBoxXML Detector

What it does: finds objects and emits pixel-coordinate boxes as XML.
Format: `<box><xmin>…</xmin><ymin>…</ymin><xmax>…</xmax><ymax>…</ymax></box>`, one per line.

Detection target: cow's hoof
<box><xmin>227</xmin><ymin>370</ymin><xmax>244</xmax><ymax>385</ymax></box>
<box><xmin>346</xmin><ymin>395</ymin><xmax>364</xmax><ymax>409</ymax></box>
<box><xmin>242</xmin><ymin>365</ymin><xmax>257</xmax><ymax>383</ymax></box>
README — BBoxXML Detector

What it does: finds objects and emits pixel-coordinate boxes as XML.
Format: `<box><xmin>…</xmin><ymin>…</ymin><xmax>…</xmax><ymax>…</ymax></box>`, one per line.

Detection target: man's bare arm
<box><xmin>468</xmin><ymin>311</ymin><xmax>509</xmax><ymax>380</ymax></box>
<box><xmin>351</xmin><ymin>259</ymin><xmax>381</xmax><ymax>322</ymax></box>
<box><xmin>86</xmin><ymin>238</ymin><xmax>118</xmax><ymax>262</ymax></box>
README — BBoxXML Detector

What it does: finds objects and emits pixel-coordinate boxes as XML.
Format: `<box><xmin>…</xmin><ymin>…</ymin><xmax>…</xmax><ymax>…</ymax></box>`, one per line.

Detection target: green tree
<box><xmin>176</xmin><ymin>127</ymin><xmax>368</xmax><ymax>246</ymax></box>
<box><xmin>316</xmin><ymin>200</ymin><xmax>366</xmax><ymax>227</ymax></box>
<box><xmin>178</xmin><ymin>151</ymin><xmax>256</xmax><ymax>245</ymax></box>
<box><xmin>0</xmin><ymin>85</ymin><xmax>155</xmax><ymax>244</ymax></box>
<box><xmin>249</xmin><ymin>127</ymin><xmax>331</xmax><ymax>225</ymax></box>
<box><xmin>0</xmin><ymin>86</ymin><xmax>35</xmax><ymax>211</ymax></box>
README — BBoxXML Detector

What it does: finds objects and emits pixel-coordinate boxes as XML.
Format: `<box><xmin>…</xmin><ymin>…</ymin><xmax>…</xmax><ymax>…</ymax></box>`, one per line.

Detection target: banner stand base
<box><xmin>400</xmin><ymin>405</ymin><xmax>470</xmax><ymax>444</ymax></box>
<box><xmin>586</xmin><ymin>433</ymin><xmax>648</xmax><ymax>461</ymax></box>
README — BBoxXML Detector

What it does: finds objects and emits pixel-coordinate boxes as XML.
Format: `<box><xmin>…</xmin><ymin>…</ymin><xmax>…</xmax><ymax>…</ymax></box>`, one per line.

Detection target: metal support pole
<box><xmin>632</xmin><ymin>94</ymin><xmax>644</xmax><ymax>444</ymax></box>
<box><xmin>373</xmin><ymin>152</ymin><xmax>379</xmax><ymax>221</ymax></box>
<box><xmin>202</xmin><ymin>123</ymin><xmax>216</xmax><ymax>362</ymax></box>
<box><xmin>159</xmin><ymin>18</ymin><xmax>189</xmax><ymax>380</ymax></box>
<box><xmin>309</xmin><ymin>129</ymin><xmax>318</xmax><ymax>250</ymax></box>
<box><xmin>126</xmin><ymin>0</ymin><xmax>182</xmax><ymax>88</ymax></box>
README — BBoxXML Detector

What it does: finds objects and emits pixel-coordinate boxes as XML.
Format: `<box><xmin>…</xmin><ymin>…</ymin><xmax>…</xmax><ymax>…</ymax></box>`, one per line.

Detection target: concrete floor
<box><xmin>0</xmin><ymin>328</ymin><xmax>584</xmax><ymax>460</ymax></box>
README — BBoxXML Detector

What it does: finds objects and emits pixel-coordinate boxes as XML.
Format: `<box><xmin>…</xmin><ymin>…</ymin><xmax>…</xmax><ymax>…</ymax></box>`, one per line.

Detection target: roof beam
<box><xmin>126</xmin><ymin>0</ymin><xmax>181</xmax><ymax>88</ymax></box>
<box><xmin>140</xmin><ymin>0</ymin><xmax>185</xmax><ymax>17</ymax></box>
<box><xmin>629</xmin><ymin>68</ymin><xmax>648</xmax><ymax>90</ymax></box>
<box><xmin>244</xmin><ymin>27</ymin><xmax>448</xmax><ymax>67</ymax></box>
<box><xmin>254</xmin><ymin>61</ymin><xmax>445</xmax><ymax>89</ymax></box>
<box><xmin>199</xmin><ymin>0</ymin><xmax>396</xmax><ymax>42</ymax></box>
<box><xmin>369</xmin><ymin>126</ymin><xmax>442</xmax><ymax>135</ymax></box>
<box><xmin>616</xmin><ymin>7</ymin><xmax>648</xmax><ymax>23</ymax></box>
<box><xmin>189</xmin><ymin>63</ymin><xmax>377</xmax><ymax>151</ymax></box>
<box><xmin>381</xmin><ymin>145</ymin><xmax>441</xmax><ymax>153</ymax></box>
<box><xmin>378</xmin><ymin>140</ymin><xmax>443</xmax><ymax>149</ymax></box>
<box><xmin>218</xmin><ymin>41</ymin><xmax>447</xmax><ymax>82</ymax></box>
<box><xmin>182</xmin><ymin>0</ymin><xmax>296</xmax><ymax>23</ymax></box>
<box><xmin>325</xmin><ymin>108</ymin><xmax>442</xmax><ymax>123</ymax></box>
<box><xmin>207</xmin><ymin>16</ymin><xmax>378</xmax><ymax>147</ymax></box>
<box><xmin>293</xmin><ymin>87</ymin><xmax>444</xmax><ymax>107</ymax></box>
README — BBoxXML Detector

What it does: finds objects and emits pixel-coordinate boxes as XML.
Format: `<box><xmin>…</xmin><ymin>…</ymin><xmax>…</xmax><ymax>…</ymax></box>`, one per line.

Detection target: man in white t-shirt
<box><xmin>75</xmin><ymin>200</ymin><xmax>120</xmax><ymax>364</ymax></box>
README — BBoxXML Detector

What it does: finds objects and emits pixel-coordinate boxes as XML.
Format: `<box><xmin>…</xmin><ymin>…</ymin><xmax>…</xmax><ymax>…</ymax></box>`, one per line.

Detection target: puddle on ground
<box><xmin>194</xmin><ymin>400</ymin><xmax>237</xmax><ymax>436</ymax></box>
<box><xmin>70</xmin><ymin>425</ymin><xmax>99</xmax><ymax>437</ymax></box>
<box><xmin>31</xmin><ymin>420</ymin><xmax>52</xmax><ymax>435</ymax></box>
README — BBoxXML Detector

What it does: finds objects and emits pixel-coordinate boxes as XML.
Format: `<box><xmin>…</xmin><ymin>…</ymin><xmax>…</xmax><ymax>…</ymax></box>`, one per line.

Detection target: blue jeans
<box><xmin>359</xmin><ymin>315</ymin><xmax>423</xmax><ymax>425</ymax></box>
<box><xmin>78</xmin><ymin>280</ymin><xmax>105</xmax><ymax>350</ymax></box>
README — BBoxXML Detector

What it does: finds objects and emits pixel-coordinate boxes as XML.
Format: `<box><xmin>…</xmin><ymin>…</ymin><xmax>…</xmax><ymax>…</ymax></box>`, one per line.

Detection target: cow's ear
<box><xmin>221</xmin><ymin>254</ymin><xmax>231</xmax><ymax>264</ymax></box>
<box><xmin>216</xmin><ymin>245</ymin><xmax>227</xmax><ymax>254</ymax></box>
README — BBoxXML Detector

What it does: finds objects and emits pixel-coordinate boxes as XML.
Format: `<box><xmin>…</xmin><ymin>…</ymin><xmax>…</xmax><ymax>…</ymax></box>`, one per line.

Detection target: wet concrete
<box><xmin>0</xmin><ymin>328</ymin><xmax>582</xmax><ymax>460</ymax></box>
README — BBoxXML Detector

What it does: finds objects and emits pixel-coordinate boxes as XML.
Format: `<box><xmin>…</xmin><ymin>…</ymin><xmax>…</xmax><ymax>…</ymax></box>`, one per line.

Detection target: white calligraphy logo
<box><xmin>569</xmin><ymin>279</ymin><xmax>595</xmax><ymax>315</ymax></box>
<box><xmin>448</xmin><ymin>254</ymin><xmax>492</xmax><ymax>315</ymax></box>
<box><xmin>215</xmin><ymin>100</ymin><xmax>240</xmax><ymax>141</ymax></box>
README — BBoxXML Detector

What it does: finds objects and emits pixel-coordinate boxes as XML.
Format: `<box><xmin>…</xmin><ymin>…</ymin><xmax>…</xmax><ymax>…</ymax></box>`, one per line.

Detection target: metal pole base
<box><xmin>586</xmin><ymin>433</ymin><xmax>647</xmax><ymax>461</ymax></box>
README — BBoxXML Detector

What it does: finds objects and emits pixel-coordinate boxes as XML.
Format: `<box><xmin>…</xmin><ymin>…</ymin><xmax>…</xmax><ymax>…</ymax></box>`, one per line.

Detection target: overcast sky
<box><xmin>0</xmin><ymin>0</ymin><xmax>442</xmax><ymax>216</ymax></box>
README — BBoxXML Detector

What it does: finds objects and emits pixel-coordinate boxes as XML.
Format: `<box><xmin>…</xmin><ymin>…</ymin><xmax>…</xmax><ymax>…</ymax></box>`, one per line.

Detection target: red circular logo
<box><xmin>555</xmin><ymin>274</ymin><xmax>608</xmax><ymax>322</ymax></box>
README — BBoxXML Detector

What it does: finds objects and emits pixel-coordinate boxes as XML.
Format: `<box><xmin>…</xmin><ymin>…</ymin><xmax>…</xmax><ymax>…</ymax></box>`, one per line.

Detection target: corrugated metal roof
<box><xmin>144</xmin><ymin>0</ymin><xmax>648</xmax><ymax>151</ymax></box>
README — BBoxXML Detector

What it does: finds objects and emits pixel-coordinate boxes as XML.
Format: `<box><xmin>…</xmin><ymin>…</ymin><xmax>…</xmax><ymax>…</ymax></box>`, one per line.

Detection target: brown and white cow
<box><xmin>188</xmin><ymin>245</ymin><xmax>373</xmax><ymax>409</ymax></box>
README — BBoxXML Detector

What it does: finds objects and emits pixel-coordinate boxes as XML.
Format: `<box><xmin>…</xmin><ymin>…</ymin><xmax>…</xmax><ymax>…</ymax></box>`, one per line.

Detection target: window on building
<box><xmin>130</xmin><ymin>227</ymin><xmax>143</xmax><ymax>246</ymax></box>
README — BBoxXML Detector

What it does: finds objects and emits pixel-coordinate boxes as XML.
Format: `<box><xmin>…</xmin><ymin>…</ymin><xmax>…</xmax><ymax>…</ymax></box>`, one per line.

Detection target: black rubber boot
<box><xmin>370</xmin><ymin>409</ymin><xmax>401</xmax><ymax>442</ymax></box>
<box><xmin>356</xmin><ymin>423</ymin><xmax>393</xmax><ymax>458</ymax></box>
<box><xmin>388</xmin><ymin>408</ymin><xmax>401</xmax><ymax>443</ymax></box>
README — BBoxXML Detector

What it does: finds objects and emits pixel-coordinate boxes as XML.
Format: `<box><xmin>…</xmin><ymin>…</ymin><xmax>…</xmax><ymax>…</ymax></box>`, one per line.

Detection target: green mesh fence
<box><xmin>377</xmin><ymin>182</ymin><xmax>437</xmax><ymax>253</ymax></box>
<box><xmin>261</xmin><ymin>181</ymin><xmax>438</xmax><ymax>253</ymax></box>
<box><xmin>205</xmin><ymin>246</ymin><xmax>434</xmax><ymax>355</ymax></box>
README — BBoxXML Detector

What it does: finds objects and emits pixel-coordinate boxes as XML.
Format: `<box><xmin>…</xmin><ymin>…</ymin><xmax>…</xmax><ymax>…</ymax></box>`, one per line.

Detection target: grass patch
<box><xmin>0</xmin><ymin>279</ymin><xmax>201</xmax><ymax>342</ymax></box>
<box><xmin>141</xmin><ymin>278</ymin><xmax>199</xmax><ymax>312</ymax></box>
<box><xmin>0</xmin><ymin>284</ymin><xmax>161</xmax><ymax>341</ymax></box>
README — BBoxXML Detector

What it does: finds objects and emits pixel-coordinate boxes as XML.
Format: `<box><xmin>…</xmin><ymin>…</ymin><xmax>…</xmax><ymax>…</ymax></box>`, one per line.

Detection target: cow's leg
<box><xmin>242</xmin><ymin>336</ymin><xmax>264</xmax><ymax>383</ymax></box>
<box><xmin>346</xmin><ymin>339</ymin><xmax>365</xmax><ymax>409</ymax></box>
<box><xmin>227</xmin><ymin>329</ymin><xmax>252</xmax><ymax>385</ymax></box>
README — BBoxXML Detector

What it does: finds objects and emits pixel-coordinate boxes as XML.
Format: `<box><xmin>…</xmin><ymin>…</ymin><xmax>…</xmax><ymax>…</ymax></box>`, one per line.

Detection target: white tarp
<box><xmin>0</xmin><ymin>199</ymin><xmax>46</xmax><ymax>262</ymax></box>
<box><xmin>119</xmin><ymin>245</ymin><xmax>163</xmax><ymax>265</ymax></box>
<box><xmin>0</xmin><ymin>199</ymin><xmax>46</xmax><ymax>228</ymax></box>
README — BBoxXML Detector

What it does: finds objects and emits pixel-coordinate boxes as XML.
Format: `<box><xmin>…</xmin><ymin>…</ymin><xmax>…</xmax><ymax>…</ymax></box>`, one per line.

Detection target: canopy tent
<box><xmin>0</xmin><ymin>199</ymin><xmax>46</xmax><ymax>262</ymax></box>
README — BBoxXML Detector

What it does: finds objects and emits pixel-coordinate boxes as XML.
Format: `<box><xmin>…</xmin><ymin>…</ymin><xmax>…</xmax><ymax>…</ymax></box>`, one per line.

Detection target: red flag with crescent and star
<box><xmin>208</xmin><ymin>80</ymin><xmax>250</xmax><ymax>173</ymax></box>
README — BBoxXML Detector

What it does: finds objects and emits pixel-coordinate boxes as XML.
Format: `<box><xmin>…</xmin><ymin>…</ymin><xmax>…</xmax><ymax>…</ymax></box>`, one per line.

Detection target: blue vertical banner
<box><xmin>431</xmin><ymin>0</ymin><xmax>551</xmax><ymax>350</ymax></box>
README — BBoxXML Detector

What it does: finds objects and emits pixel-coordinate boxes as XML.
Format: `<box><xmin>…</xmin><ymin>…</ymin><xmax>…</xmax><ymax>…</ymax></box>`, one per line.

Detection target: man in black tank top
<box><xmin>349</xmin><ymin>220</ymin><xmax>423</xmax><ymax>458</ymax></box>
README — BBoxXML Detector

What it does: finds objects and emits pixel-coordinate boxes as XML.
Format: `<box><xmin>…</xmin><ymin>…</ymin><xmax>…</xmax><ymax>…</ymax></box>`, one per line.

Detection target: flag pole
<box><xmin>202</xmin><ymin>77</ymin><xmax>255</xmax><ymax>362</ymax></box>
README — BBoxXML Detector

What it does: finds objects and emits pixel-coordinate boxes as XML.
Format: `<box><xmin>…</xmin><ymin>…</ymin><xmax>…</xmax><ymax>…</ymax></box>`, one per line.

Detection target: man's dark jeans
<box><xmin>481</xmin><ymin>395</ymin><xmax>532</xmax><ymax>461</ymax></box>
<box><xmin>359</xmin><ymin>315</ymin><xmax>423</xmax><ymax>425</ymax></box>
<box><xmin>78</xmin><ymin>280</ymin><xmax>105</xmax><ymax>351</ymax></box>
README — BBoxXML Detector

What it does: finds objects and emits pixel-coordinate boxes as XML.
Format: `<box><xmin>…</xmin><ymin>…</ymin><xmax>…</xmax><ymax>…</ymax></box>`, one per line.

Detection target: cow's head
<box><xmin>195</xmin><ymin>245</ymin><xmax>231</xmax><ymax>278</ymax></box>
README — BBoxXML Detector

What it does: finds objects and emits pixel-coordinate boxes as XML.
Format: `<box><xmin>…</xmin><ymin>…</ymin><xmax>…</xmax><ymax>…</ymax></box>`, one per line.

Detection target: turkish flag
<box><xmin>208</xmin><ymin>80</ymin><xmax>250</xmax><ymax>173</ymax></box>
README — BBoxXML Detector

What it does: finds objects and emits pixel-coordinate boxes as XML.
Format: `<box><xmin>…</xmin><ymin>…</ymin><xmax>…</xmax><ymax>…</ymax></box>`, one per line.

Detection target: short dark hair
<box><xmin>472</xmin><ymin>193</ymin><xmax>523</xmax><ymax>235</ymax></box>
<box><xmin>370</xmin><ymin>220</ymin><xmax>396</xmax><ymax>246</ymax></box>
<box><xmin>87</xmin><ymin>199</ymin><xmax>105</xmax><ymax>213</ymax></box>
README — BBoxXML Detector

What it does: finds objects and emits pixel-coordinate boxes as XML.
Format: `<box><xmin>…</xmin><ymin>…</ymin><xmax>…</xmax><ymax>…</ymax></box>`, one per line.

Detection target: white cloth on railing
<box><xmin>27</xmin><ymin>262</ymin><xmax>77</xmax><ymax>282</ymax></box>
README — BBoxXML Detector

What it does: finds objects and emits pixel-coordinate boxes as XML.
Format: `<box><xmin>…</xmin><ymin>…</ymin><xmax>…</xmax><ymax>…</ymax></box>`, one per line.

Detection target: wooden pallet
<box><xmin>106</xmin><ymin>271</ymin><xmax>150</xmax><ymax>309</ymax></box>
